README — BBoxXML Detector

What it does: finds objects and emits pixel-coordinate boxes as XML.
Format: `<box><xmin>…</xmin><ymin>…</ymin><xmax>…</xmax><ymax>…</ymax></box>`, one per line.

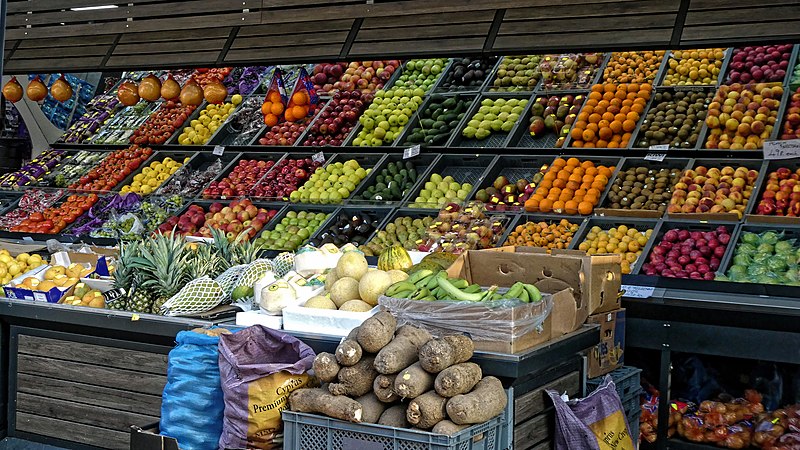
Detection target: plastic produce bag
<box><xmin>219</xmin><ymin>325</ymin><xmax>315</xmax><ymax>450</ymax></box>
<box><xmin>380</xmin><ymin>293</ymin><xmax>553</xmax><ymax>342</ymax></box>
<box><xmin>547</xmin><ymin>376</ymin><xmax>635</xmax><ymax>450</ymax></box>
<box><xmin>160</xmin><ymin>328</ymin><xmax>231</xmax><ymax>450</ymax></box>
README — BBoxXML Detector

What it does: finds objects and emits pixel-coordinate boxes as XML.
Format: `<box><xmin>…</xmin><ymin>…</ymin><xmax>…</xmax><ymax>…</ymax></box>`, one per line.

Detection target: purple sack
<box><xmin>546</xmin><ymin>376</ymin><xmax>636</xmax><ymax>450</ymax></box>
<box><xmin>218</xmin><ymin>326</ymin><xmax>315</xmax><ymax>450</ymax></box>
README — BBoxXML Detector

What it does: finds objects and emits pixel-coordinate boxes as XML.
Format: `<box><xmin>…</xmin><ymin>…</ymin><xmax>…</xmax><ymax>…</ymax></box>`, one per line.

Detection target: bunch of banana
<box><xmin>384</xmin><ymin>270</ymin><xmax>542</xmax><ymax>303</ymax></box>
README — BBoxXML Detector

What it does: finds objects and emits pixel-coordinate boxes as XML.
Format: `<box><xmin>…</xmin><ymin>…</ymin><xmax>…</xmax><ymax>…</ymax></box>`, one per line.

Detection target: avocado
<box><xmin>420</xmin><ymin>118</ymin><xmax>435</xmax><ymax>129</ymax></box>
<box><xmin>443</xmin><ymin>98</ymin><xmax>457</xmax><ymax>109</ymax></box>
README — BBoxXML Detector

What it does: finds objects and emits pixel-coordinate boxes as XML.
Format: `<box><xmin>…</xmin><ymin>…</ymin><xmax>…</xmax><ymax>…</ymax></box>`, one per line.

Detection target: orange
<box><xmin>583</xmin><ymin>142</ymin><xmax>595</xmax><ymax>148</ymax></box>
<box><xmin>582</xmin><ymin>174</ymin><xmax>595</xmax><ymax>183</ymax></box>
<box><xmin>598</xmin><ymin>120</ymin><xmax>611</xmax><ymax>130</ymax></box>
<box><xmin>607</xmin><ymin>141</ymin><xmax>619</xmax><ymax>148</ymax></box>
<box><xmin>553</xmin><ymin>201</ymin><xmax>565</xmax><ymax>212</ymax></box>
<box><xmin>596</xmin><ymin>139</ymin><xmax>608</xmax><ymax>148</ymax></box>
<box><xmin>572</xmin><ymin>141</ymin><xmax>584</xmax><ymax>148</ymax></box>
<box><xmin>568</xmin><ymin>173</ymin><xmax>582</xmax><ymax>183</ymax></box>
<box><xmin>626</xmin><ymin>111</ymin><xmax>639</xmax><ymax>122</ymax></box>
<box><xmin>543</xmin><ymin>172</ymin><xmax>556</xmax><ymax>182</ymax></box>
<box><xmin>599</xmin><ymin>167</ymin><xmax>613</xmax><ymax>178</ymax></box>
<box><xmin>628</xmin><ymin>83</ymin><xmax>640</xmax><ymax>93</ymax></box>
<box><xmin>264</xmin><ymin>113</ymin><xmax>279</xmax><ymax>127</ymax></box>
<box><xmin>598</xmin><ymin>127</ymin><xmax>613</xmax><ymax>141</ymax></box>
<box><xmin>566</xmin><ymin>180</ymin><xmax>581</xmax><ymax>191</ymax></box>
<box><xmin>604</xmin><ymin>84</ymin><xmax>616</xmax><ymax>93</ymax></box>
<box><xmin>571</xmin><ymin>128</ymin><xmax>584</xmax><ymax>141</ymax></box>
<box><xmin>602</xmin><ymin>112</ymin><xmax>615</xmax><ymax>122</ymax></box>
<box><xmin>291</xmin><ymin>91</ymin><xmax>309</xmax><ymax>106</ymax></box>
<box><xmin>578</xmin><ymin>201</ymin><xmax>594</xmax><ymax>215</ymax></box>
<box><xmin>603</xmin><ymin>91</ymin><xmax>615</xmax><ymax>102</ymax></box>
<box><xmin>589</xmin><ymin>113</ymin><xmax>602</xmax><ymax>123</ymax></box>
<box><xmin>585</xmin><ymin>167</ymin><xmax>598</xmax><ymax>176</ymax></box>
<box><xmin>261</xmin><ymin>102</ymin><xmax>272</xmax><ymax>115</ymax></box>
<box><xmin>526</xmin><ymin>198</ymin><xmax>540</xmax><ymax>210</ymax></box>
<box><xmin>559</xmin><ymin>192</ymin><xmax>573</xmax><ymax>202</ymax></box>
<box><xmin>587</xmin><ymin>188</ymin><xmax>601</xmax><ymax>198</ymax></box>
<box><xmin>268</xmin><ymin>91</ymin><xmax>282</xmax><ymax>103</ymax></box>
<box><xmin>591</xmin><ymin>84</ymin><xmax>604</xmax><ymax>93</ymax></box>
<box><xmin>293</xmin><ymin>105</ymin><xmax>308</xmax><ymax>120</ymax></box>
<box><xmin>577</xmin><ymin>112</ymin><xmax>590</xmax><ymax>123</ymax></box>
<box><xmin>591</xmin><ymin>181</ymin><xmax>606</xmax><ymax>190</ymax></box>
<box><xmin>631</xmin><ymin>103</ymin><xmax>645</xmax><ymax>114</ymax></box>
<box><xmin>622</xmin><ymin>119</ymin><xmax>637</xmax><ymax>132</ymax></box>
<box><xmin>284</xmin><ymin>109</ymin><xmax>295</xmax><ymax>122</ymax></box>
<box><xmin>552</xmin><ymin>157</ymin><xmax>567</xmax><ymax>167</ymax></box>
<box><xmin>564</xmin><ymin>200</ymin><xmax>579</xmax><ymax>213</ymax></box>
<box><xmin>586</xmin><ymin>123</ymin><xmax>599</xmax><ymax>133</ymax></box>
<box><xmin>610</xmin><ymin>121</ymin><xmax>623</xmax><ymax>134</ymax></box>
<box><xmin>566</xmin><ymin>157</ymin><xmax>580</xmax><ymax>167</ymax></box>
<box><xmin>539</xmin><ymin>199</ymin><xmax>553</xmax><ymax>213</ymax></box>
<box><xmin>557</xmin><ymin>170</ymin><xmax>571</xmax><ymax>181</ymax></box>
<box><xmin>553</xmin><ymin>178</ymin><xmax>567</xmax><ymax>189</ymax></box>
<box><xmin>589</xmin><ymin>91</ymin><xmax>602</xmax><ymax>101</ymax></box>
<box><xmin>270</xmin><ymin>102</ymin><xmax>284</xmax><ymax>115</ymax></box>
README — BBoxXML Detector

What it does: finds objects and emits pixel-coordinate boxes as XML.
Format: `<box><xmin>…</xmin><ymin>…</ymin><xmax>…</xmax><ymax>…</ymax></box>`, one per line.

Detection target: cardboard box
<box><xmin>587</xmin><ymin>308</ymin><xmax>626</xmax><ymax>378</ymax></box>
<box><xmin>3</xmin><ymin>265</ymin><xmax>74</xmax><ymax>303</ymax></box>
<box><xmin>130</xmin><ymin>424</ymin><xmax>179</xmax><ymax>450</ymax></box>
<box><xmin>51</xmin><ymin>251</ymin><xmax>112</xmax><ymax>277</ymax></box>
<box><xmin>380</xmin><ymin>289</ymin><xmax>572</xmax><ymax>354</ymax></box>
<box><xmin>0</xmin><ymin>241</ymin><xmax>47</xmax><ymax>256</ymax></box>
<box><xmin>447</xmin><ymin>246</ymin><xmax>622</xmax><ymax>317</ymax></box>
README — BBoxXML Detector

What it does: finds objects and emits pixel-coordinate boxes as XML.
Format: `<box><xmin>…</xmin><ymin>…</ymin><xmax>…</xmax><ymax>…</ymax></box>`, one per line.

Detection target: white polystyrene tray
<box><xmin>281</xmin><ymin>303</ymin><xmax>379</xmax><ymax>337</ymax></box>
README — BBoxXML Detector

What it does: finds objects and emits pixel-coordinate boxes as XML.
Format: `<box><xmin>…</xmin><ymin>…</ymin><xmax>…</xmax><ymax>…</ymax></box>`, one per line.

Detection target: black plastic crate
<box><xmin>656</xmin><ymin>48</ymin><xmax>732</xmax><ymax>88</ymax></box>
<box><xmin>403</xmin><ymin>154</ymin><xmax>495</xmax><ymax>210</ymax></box>
<box><xmin>506</xmin><ymin>92</ymin><xmax>586</xmax><ymax>149</ymax></box>
<box><xmin>348</xmin><ymin>153</ymin><xmax>438</xmax><ymax>206</ymax></box>
<box><xmin>449</xmin><ymin>92</ymin><xmax>535</xmax><ymax>148</ymax></box>
<box><xmin>254</xmin><ymin>204</ymin><xmax>339</xmax><ymax>252</ymax></box>
<box><xmin>361</xmin><ymin>208</ymin><xmax>439</xmax><ymax>256</ymax></box>
<box><xmin>395</xmin><ymin>93</ymin><xmax>476</xmax><ymax>147</ymax></box>
<box><xmin>629</xmin><ymin>87</ymin><xmax>717</xmax><ymax>150</ymax></box>
<box><xmin>208</xmin><ymin>94</ymin><xmax>267</xmax><ymax>146</ymax></box>
<box><xmin>587</xmin><ymin>366</ymin><xmax>643</xmax><ymax>401</ymax></box>
<box><xmin>308</xmin><ymin>205</ymin><xmax>395</xmax><ymax>248</ymax></box>
<box><xmin>596</xmin><ymin>157</ymin><xmax>692</xmax><ymax>219</ymax></box>
<box><xmin>200</xmin><ymin>152</ymin><xmax>287</xmax><ymax>201</ymax></box>
<box><xmin>293</xmin><ymin>153</ymin><xmax>388</xmax><ymax>205</ymax></box>
<box><xmin>469</xmin><ymin>154</ymin><xmax>553</xmax><ymax>213</ymax></box>
<box><xmin>249</xmin><ymin>152</ymin><xmax>331</xmax><ymax>202</ymax></box>
<box><xmin>164</xmin><ymin>100</ymin><xmax>209</xmax><ymax>145</ymax></box>
<box><xmin>433</xmin><ymin>56</ymin><xmax>500</xmax><ymax>95</ymax></box>
<box><xmin>497</xmin><ymin>213</ymin><xmax>586</xmax><ymax>249</ymax></box>
<box><xmin>746</xmin><ymin>159</ymin><xmax>800</xmax><ymax>223</ymax></box>
<box><xmin>154</xmin><ymin>152</ymin><xmax>239</xmax><ymax>199</ymax></box>
<box><xmin>113</xmin><ymin>150</ymin><xmax>197</xmax><ymax>196</ymax></box>
<box><xmin>634</xmin><ymin>219</ymin><xmax>739</xmax><ymax>283</ymax></box>
<box><xmin>665</xmin><ymin>158</ymin><xmax>767</xmax><ymax>221</ymax></box>
<box><xmin>159</xmin><ymin>199</ymin><xmax>286</xmax><ymax>242</ymax></box>
<box><xmin>484</xmin><ymin>55</ymin><xmax>544</xmax><ymax>94</ymax></box>
<box><xmin>570</xmin><ymin>217</ymin><xmax>659</xmax><ymax>274</ymax></box>
<box><xmin>538</xmin><ymin>52</ymin><xmax>609</xmax><ymax>93</ymax></box>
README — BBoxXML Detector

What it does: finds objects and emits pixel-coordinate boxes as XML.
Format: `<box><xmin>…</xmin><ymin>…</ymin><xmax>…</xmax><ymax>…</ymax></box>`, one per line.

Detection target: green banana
<box><xmin>503</xmin><ymin>282</ymin><xmax>525</xmax><ymax>300</ymax></box>
<box><xmin>431</xmin><ymin>286</ymin><xmax>443</xmax><ymax>298</ymax></box>
<box><xmin>523</xmin><ymin>284</ymin><xmax>542</xmax><ymax>303</ymax></box>
<box><xmin>408</xmin><ymin>269</ymin><xmax>433</xmax><ymax>285</ymax></box>
<box><xmin>425</xmin><ymin>274</ymin><xmax>440</xmax><ymax>291</ymax></box>
<box><xmin>479</xmin><ymin>285</ymin><xmax>499</xmax><ymax>302</ymax></box>
<box><xmin>393</xmin><ymin>289</ymin><xmax>416</xmax><ymax>299</ymax></box>
<box><xmin>519</xmin><ymin>288</ymin><xmax>530</xmax><ymax>303</ymax></box>
<box><xmin>448</xmin><ymin>278</ymin><xmax>469</xmax><ymax>289</ymax></box>
<box><xmin>420</xmin><ymin>295</ymin><xmax>436</xmax><ymax>301</ymax></box>
<box><xmin>436</xmin><ymin>276</ymin><xmax>485</xmax><ymax>302</ymax></box>
<box><xmin>412</xmin><ymin>288</ymin><xmax>431</xmax><ymax>300</ymax></box>
<box><xmin>386</xmin><ymin>281</ymin><xmax>417</xmax><ymax>297</ymax></box>
<box><xmin>463</xmin><ymin>284</ymin><xmax>482</xmax><ymax>294</ymax></box>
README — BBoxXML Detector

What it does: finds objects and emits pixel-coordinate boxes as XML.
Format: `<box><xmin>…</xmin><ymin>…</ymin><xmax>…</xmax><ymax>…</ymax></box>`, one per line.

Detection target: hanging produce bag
<box><xmin>547</xmin><ymin>376</ymin><xmax>635</xmax><ymax>450</ymax></box>
<box><xmin>219</xmin><ymin>325</ymin><xmax>315</xmax><ymax>450</ymax></box>
<box><xmin>284</xmin><ymin>67</ymin><xmax>320</xmax><ymax>122</ymax></box>
<box><xmin>160</xmin><ymin>327</ymin><xmax>232</xmax><ymax>450</ymax></box>
<box><xmin>261</xmin><ymin>68</ymin><xmax>288</xmax><ymax>128</ymax></box>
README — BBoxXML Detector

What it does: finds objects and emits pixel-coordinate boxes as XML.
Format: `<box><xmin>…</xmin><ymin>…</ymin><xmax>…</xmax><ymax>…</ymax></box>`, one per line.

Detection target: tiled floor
<box><xmin>0</xmin><ymin>438</ymin><xmax>66</xmax><ymax>450</ymax></box>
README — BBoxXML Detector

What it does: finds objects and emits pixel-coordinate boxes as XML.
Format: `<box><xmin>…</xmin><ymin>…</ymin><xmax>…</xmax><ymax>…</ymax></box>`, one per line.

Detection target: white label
<box><xmin>403</xmin><ymin>144</ymin><xmax>421</xmax><ymax>159</ymax></box>
<box><xmin>312</xmin><ymin>152</ymin><xmax>325</xmax><ymax>163</ymax></box>
<box><xmin>648</xmin><ymin>144</ymin><xmax>670</xmax><ymax>151</ymax></box>
<box><xmin>33</xmin><ymin>292</ymin><xmax>47</xmax><ymax>302</ymax></box>
<box><xmin>212</xmin><ymin>145</ymin><xmax>225</xmax><ymax>156</ymax></box>
<box><xmin>620</xmin><ymin>284</ymin><xmax>655</xmax><ymax>299</ymax></box>
<box><xmin>763</xmin><ymin>139</ymin><xmax>800</xmax><ymax>160</ymax></box>
<box><xmin>645</xmin><ymin>153</ymin><xmax>667</xmax><ymax>162</ymax></box>
<box><xmin>22</xmin><ymin>236</ymin><xmax>33</xmax><ymax>242</ymax></box>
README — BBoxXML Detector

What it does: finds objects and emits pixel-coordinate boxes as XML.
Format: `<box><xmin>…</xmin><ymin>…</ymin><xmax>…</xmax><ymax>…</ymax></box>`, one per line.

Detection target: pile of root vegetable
<box><xmin>288</xmin><ymin>312</ymin><xmax>507</xmax><ymax>433</ymax></box>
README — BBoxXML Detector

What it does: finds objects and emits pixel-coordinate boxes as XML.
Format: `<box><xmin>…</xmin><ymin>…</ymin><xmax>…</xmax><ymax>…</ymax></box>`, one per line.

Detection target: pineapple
<box><xmin>187</xmin><ymin>243</ymin><xmax>224</xmax><ymax>280</ymax></box>
<box><xmin>109</xmin><ymin>241</ymin><xmax>141</xmax><ymax>311</ymax></box>
<box><xmin>129</xmin><ymin>285</ymin><xmax>154</xmax><ymax>313</ymax></box>
<box><xmin>132</xmin><ymin>233</ymin><xmax>191</xmax><ymax>315</ymax></box>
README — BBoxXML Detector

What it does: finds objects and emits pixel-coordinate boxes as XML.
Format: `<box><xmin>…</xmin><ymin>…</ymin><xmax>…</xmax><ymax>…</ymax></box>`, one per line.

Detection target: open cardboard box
<box><xmin>587</xmin><ymin>308</ymin><xmax>626</xmax><ymax>378</ymax></box>
<box><xmin>0</xmin><ymin>241</ymin><xmax>47</xmax><ymax>256</ymax></box>
<box><xmin>3</xmin><ymin>265</ymin><xmax>75</xmax><ymax>303</ymax></box>
<box><xmin>448</xmin><ymin>246</ymin><xmax>622</xmax><ymax>317</ymax></box>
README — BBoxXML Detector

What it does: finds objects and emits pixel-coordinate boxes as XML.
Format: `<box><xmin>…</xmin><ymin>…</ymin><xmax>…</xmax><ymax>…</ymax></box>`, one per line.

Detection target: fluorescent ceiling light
<box><xmin>69</xmin><ymin>4</ymin><xmax>118</xmax><ymax>11</ymax></box>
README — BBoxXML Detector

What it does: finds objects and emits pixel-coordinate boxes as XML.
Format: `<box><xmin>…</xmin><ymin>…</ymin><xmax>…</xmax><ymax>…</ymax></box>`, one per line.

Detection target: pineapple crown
<box><xmin>129</xmin><ymin>231</ymin><xmax>192</xmax><ymax>298</ymax></box>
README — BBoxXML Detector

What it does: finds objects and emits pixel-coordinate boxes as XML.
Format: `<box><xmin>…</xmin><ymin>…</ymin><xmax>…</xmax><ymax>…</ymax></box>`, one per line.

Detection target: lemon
<box><xmin>231</xmin><ymin>94</ymin><xmax>243</xmax><ymax>105</ymax></box>
<box><xmin>8</xmin><ymin>263</ymin><xmax>20</xmax><ymax>276</ymax></box>
<box><xmin>133</xmin><ymin>173</ymin><xmax>144</xmax><ymax>182</ymax></box>
<box><xmin>200</xmin><ymin>115</ymin><xmax>211</xmax><ymax>125</ymax></box>
<box><xmin>170</xmin><ymin>167</ymin><xmax>179</xmax><ymax>174</ymax></box>
<box><xmin>142</xmin><ymin>167</ymin><xmax>152</xmax><ymax>175</ymax></box>
<box><xmin>194</xmin><ymin>123</ymin><xmax>204</xmax><ymax>132</ymax></box>
<box><xmin>192</xmin><ymin>135</ymin><xmax>204</xmax><ymax>145</ymax></box>
<box><xmin>157</xmin><ymin>173</ymin><xmax>170</xmax><ymax>181</ymax></box>
<box><xmin>120</xmin><ymin>185</ymin><xmax>131</xmax><ymax>194</ymax></box>
<box><xmin>140</xmin><ymin>185</ymin><xmax>153</xmax><ymax>195</ymax></box>
<box><xmin>183</xmin><ymin>157</ymin><xmax>191</xmax><ymax>163</ymax></box>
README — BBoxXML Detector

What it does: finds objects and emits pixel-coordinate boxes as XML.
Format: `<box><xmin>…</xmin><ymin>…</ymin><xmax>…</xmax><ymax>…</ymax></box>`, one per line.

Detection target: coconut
<box><xmin>336</xmin><ymin>251</ymin><xmax>368</xmax><ymax>281</ymax></box>
<box><xmin>304</xmin><ymin>295</ymin><xmax>337</xmax><ymax>310</ymax></box>
<box><xmin>358</xmin><ymin>270</ymin><xmax>393</xmax><ymax>306</ymax></box>
<box><xmin>330</xmin><ymin>277</ymin><xmax>360</xmax><ymax>308</ymax></box>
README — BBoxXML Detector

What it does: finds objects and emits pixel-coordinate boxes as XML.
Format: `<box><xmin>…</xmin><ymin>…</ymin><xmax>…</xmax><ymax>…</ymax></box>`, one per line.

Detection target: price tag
<box><xmin>212</xmin><ymin>145</ymin><xmax>225</xmax><ymax>156</ymax></box>
<box><xmin>620</xmin><ymin>285</ymin><xmax>655</xmax><ymax>299</ymax></box>
<box><xmin>649</xmin><ymin>144</ymin><xmax>670</xmax><ymax>151</ymax></box>
<box><xmin>33</xmin><ymin>292</ymin><xmax>47</xmax><ymax>302</ymax></box>
<box><xmin>403</xmin><ymin>144</ymin><xmax>421</xmax><ymax>159</ymax></box>
<box><xmin>763</xmin><ymin>139</ymin><xmax>800</xmax><ymax>160</ymax></box>
<box><xmin>644</xmin><ymin>153</ymin><xmax>666</xmax><ymax>162</ymax></box>
<box><xmin>21</xmin><ymin>236</ymin><xmax>33</xmax><ymax>242</ymax></box>
<box><xmin>131</xmin><ymin>313</ymin><xmax>140</xmax><ymax>321</ymax></box>
<box><xmin>312</xmin><ymin>151</ymin><xmax>325</xmax><ymax>163</ymax></box>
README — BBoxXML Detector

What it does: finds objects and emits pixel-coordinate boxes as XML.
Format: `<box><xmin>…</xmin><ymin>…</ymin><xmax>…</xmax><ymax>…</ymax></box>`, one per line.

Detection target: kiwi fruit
<box><xmin>604</xmin><ymin>166</ymin><xmax>683</xmax><ymax>212</ymax></box>
<box><xmin>635</xmin><ymin>90</ymin><xmax>714</xmax><ymax>149</ymax></box>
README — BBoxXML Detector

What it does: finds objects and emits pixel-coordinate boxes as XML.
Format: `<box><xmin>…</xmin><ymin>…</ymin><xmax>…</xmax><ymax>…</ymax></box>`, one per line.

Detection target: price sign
<box><xmin>620</xmin><ymin>284</ymin><xmax>655</xmax><ymax>299</ymax></box>
<box><xmin>131</xmin><ymin>313</ymin><xmax>140</xmax><ymax>321</ymax></box>
<box><xmin>403</xmin><ymin>144</ymin><xmax>421</xmax><ymax>159</ymax></box>
<box><xmin>212</xmin><ymin>145</ymin><xmax>225</xmax><ymax>156</ymax></box>
<box><xmin>21</xmin><ymin>236</ymin><xmax>33</xmax><ymax>242</ymax></box>
<box><xmin>763</xmin><ymin>139</ymin><xmax>800</xmax><ymax>160</ymax></box>
<box><xmin>648</xmin><ymin>144</ymin><xmax>670</xmax><ymax>150</ymax></box>
<box><xmin>312</xmin><ymin>151</ymin><xmax>325</xmax><ymax>163</ymax></box>
<box><xmin>33</xmin><ymin>292</ymin><xmax>47</xmax><ymax>302</ymax></box>
<box><xmin>644</xmin><ymin>153</ymin><xmax>666</xmax><ymax>162</ymax></box>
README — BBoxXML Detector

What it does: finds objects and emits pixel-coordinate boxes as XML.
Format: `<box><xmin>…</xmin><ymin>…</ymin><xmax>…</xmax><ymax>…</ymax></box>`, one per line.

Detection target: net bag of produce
<box><xmin>215</xmin><ymin>264</ymin><xmax>248</xmax><ymax>302</ymax></box>
<box><xmin>546</xmin><ymin>376</ymin><xmax>635</xmax><ymax>450</ymax></box>
<box><xmin>219</xmin><ymin>325</ymin><xmax>315</xmax><ymax>450</ymax></box>
<box><xmin>160</xmin><ymin>327</ymin><xmax>232</xmax><ymax>450</ymax></box>
<box><xmin>160</xmin><ymin>276</ymin><xmax>224</xmax><ymax>316</ymax></box>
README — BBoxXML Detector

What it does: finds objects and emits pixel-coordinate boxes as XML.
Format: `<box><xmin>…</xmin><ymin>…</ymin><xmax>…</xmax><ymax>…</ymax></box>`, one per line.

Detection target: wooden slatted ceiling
<box><xmin>2</xmin><ymin>0</ymin><xmax>800</xmax><ymax>73</ymax></box>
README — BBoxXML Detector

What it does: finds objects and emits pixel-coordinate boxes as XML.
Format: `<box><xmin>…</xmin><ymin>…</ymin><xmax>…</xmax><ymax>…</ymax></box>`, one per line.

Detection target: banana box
<box><xmin>3</xmin><ymin>265</ymin><xmax>76</xmax><ymax>303</ymax></box>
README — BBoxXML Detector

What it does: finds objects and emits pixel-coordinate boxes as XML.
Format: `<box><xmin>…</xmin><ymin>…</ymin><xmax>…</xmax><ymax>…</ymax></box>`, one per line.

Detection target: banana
<box><xmin>386</xmin><ymin>281</ymin><xmax>417</xmax><ymax>297</ymax></box>
<box><xmin>519</xmin><ymin>288</ymin><xmax>530</xmax><ymax>303</ymax></box>
<box><xmin>463</xmin><ymin>284</ymin><xmax>482</xmax><ymax>294</ymax></box>
<box><xmin>412</xmin><ymin>288</ymin><xmax>431</xmax><ymax>300</ymax></box>
<box><xmin>407</xmin><ymin>269</ymin><xmax>433</xmax><ymax>285</ymax></box>
<box><xmin>420</xmin><ymin>295</ymin><xmax>436</xmax><ymax>301</ymax></box>
<box><xmin>448</xmin><ymin>278</ymin><xmax>469</xmax><ymax>289</ymax></box>
<box><xmin>503</xmin><ymin>282</ymin><xmax>525</xmax><ymax>300</ymax></box>
<box><xmin>523</xmin><ymin>284</ymin><xmax>543</xmax><ymax>303</ymax></box>
<box><xmin>425</xmin><ymin>274</ymin><xmax>440</xmax><ymax>291</ymax></box>
<box><xmin>436</xmin><ymin>276</ymin><xmax>485</xmax><ymax>302</ymax></box>
<box><xmin>392</xmin><ymin>289</ymin><xmax>416</xmax><ymax>299</ymax></box>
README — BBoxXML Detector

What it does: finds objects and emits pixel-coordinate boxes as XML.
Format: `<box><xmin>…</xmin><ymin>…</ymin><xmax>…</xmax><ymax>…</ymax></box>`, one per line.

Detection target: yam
<box><xmin>378</xmin><ymin>405</ymin><xmax>410</xmax><ymax>428</ymax></box>
<box><xmin>446</xmin><ymin>376</ymin><xmax>507</xmax><ymax>425</ymax></box>
<box><xmin>373</xmin><ymin>374</ymin><xmax>399</xmax><ymax>403</ymax></box>
<box><xmin>434</xmin><ymin>363</ymin><xmax>482</xmax><ymax>398</ymax></box>
<box><xmin>394</xmin><ymin>362</ymin><xmax>435</xmax><ymax>399</ymax></box>
<box><xmin>329</xmin><ymin>356</ymin><xmax>378</xmax><ymax>397</ymax></box>
<box><xmin>407</xmin><ymin>391</ymin><xmax>448</xmax><ymax>429</ymax></box>
<box><xmin>374</xmin><ymin>325</ymin><xmax>432</xmax><ymax>374</ymax></box>
<box><xmin>419</xmin><ymin>335</ymin><xmax>474</xmax><ymax>373</ymax></box>
<box><xmin>355</xmin><ymin>392</ymin><xmax>387</xmax><ymax>424</ymax></box>
<box><xmin>289</xmin><ymin>388</ymin><xmax>363</xmax><ymax>423</ymax></box>
<box><xmin>431</xmin><ymin>420</ymin><xmax>469</xmax><ymax>436</ymax></box>
<box><xmin>336</xmin><ymin>327</ymin><xmax>363</xmax><ymax>366</ymax></box>
<box><xmin>312</xmin><ymin>352</ymin><xmax>340</xmax><ymax>383</ymax></box>
<box><xmin>356</xmin><ymin>311</ymin><xmax>397</xmax><ymax>353</ymax></box>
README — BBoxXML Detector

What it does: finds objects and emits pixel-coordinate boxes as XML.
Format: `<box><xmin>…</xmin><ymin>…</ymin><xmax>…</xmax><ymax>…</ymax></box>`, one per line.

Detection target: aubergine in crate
<box><xmin>309</xmin><ymin>208</ymin><xmax>388</xmax><ymax>248</ymax></box>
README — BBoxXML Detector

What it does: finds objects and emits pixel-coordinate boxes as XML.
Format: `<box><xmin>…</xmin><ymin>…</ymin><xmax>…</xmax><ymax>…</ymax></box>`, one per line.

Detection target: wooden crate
<box><xmin>10</xmin><ymin>330</ymin><xmax>169</xmax><ymax>449</ymax></box>
<box><xmin>513</xmin><ymin>371</ymin><xmax>581</xmax><ymax>450</ymax></box>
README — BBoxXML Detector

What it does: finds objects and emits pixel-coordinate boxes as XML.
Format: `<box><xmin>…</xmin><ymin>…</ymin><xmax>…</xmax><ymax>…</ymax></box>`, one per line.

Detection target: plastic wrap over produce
<box><xmin>379</xmin><ymin>293</ymin><xmax>553</xmax><ymax>341</ymax></box>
